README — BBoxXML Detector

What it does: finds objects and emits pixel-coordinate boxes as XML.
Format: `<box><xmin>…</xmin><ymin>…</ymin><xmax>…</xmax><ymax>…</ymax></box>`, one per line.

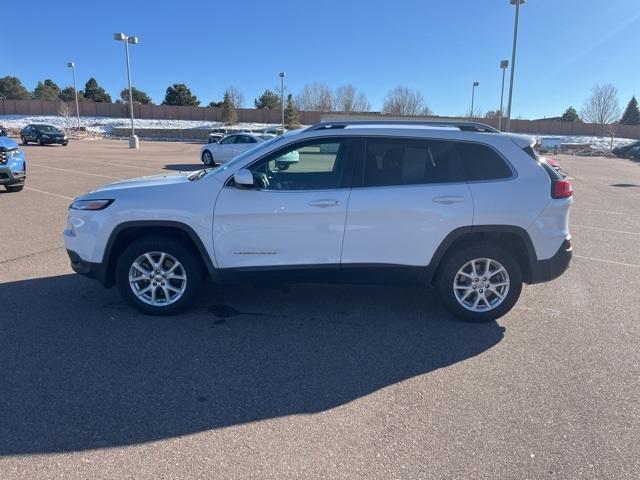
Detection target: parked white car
<box><xmin>64</xmin><ymin>121</ymin><xmax>573</xmax><ymax>322</ymax></box>
<box><xmin>201</xmin><ymin>133</ymin><xmax>274</xmax><ymax>165</ymax></box>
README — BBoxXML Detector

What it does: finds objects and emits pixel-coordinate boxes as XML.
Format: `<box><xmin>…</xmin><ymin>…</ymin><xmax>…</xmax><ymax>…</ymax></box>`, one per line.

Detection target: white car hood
<box><xmin>90</xmin><ymin>172</ymin><xmax>191</xmax><ymax>193</ymax></box>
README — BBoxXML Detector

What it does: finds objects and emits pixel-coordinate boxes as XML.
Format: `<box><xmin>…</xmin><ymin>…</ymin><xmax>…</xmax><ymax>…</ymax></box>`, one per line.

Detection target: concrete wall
<box><xmin>2</xmin><ymin>99</ymin><xmax>640</xmax><ymax>139</ymax></box>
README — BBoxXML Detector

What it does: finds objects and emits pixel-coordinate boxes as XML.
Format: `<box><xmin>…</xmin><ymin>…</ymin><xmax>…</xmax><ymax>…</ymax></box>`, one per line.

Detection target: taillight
<box><xmin>552</xmin><ymin>179</ymin><xmax>573</xmax><ymax>199</ymax></box>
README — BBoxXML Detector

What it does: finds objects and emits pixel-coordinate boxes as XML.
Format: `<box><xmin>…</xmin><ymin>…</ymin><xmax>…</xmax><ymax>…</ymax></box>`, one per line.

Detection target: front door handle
<box><xmin>432</xmin><ymin>195</ymin><xmax>465</xmax><ymax>205</ymax></box>
<box><xmin>308</xmin><ymin>199</ymin><xmax>341</xmax><ymax>208</ymax></box>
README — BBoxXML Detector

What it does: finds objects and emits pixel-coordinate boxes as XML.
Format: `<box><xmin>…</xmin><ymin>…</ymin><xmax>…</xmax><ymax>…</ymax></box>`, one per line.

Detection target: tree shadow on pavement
<box><xmin>0</xmin><ymin>274</ymin><xmax>504</xmax><ymax>455</ymax></box>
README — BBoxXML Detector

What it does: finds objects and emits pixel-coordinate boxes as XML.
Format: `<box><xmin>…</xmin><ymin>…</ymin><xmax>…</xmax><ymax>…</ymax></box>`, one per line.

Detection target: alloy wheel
<box><xmin>128</xmin><ymin>251</ymin><xmax>187</xmax><ymax>306</ymax></box>
<box><xmin>453</xmin><ymin>258</ymin><xmax>510</xmax><ymax>312</ymax></box>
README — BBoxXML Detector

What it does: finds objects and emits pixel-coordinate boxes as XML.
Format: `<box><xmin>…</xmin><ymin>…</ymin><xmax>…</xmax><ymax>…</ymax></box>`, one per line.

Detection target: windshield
<box><xmin>37</xmin><ymin>125</ymin><xmax>60</xmax><ymax>133</ymax></box>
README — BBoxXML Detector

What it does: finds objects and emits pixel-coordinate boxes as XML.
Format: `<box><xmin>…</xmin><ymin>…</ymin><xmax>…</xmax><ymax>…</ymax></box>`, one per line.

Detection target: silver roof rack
<box><xmin>305</xmin><ymin>120</ymin><xmax>500</xmax><ymax>133</ymax></box>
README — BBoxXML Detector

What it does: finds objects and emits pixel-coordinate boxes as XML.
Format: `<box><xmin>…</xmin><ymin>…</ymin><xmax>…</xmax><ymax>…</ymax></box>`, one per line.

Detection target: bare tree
<box><xmin>334</xmin><ymin>84</ymin><xmax>371</xmax><ymax>112</ymax></box>
<box><xmin>57</xmin><ymin>101</ymin><xmax>72</xmax><ymax>130</ymax></box>
<box><xmin>225</xmin><ymin>86</ymin><xmax>244</xmax><ymax>109</ymax></box>
<box><xmin>580</xmin><ymin>83</ymin><xmax>621</xmax><ymax>124</ymax></box>
<box><xmin>382</xmin><ymin>86</ymin><xmax>432</xmax><ymax>116</ymax></box>
<box><xmin>295</xmin><ymin>82</ymin><xmax>334</xmax><ymax>112</ymax></box>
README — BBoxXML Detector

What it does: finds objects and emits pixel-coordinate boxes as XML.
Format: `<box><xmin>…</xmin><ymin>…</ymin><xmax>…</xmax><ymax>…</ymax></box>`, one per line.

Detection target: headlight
<box><xmin>69</xmin><ymin>199</ymin><xmax>114</xmax><ymax>210</ymax></box>
<box><xmin>7</xmin><ymin>149</ymin><xmax>21</xmax><ymax>158</ymax></box>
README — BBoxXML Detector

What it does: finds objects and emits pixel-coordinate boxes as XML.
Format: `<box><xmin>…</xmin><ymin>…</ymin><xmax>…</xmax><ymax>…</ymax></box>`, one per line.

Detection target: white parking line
<box><xmin>571</xmin><ymin>224</ymin><xmax>640</xmax><ymax>236</ymax></box>
<box><xmin>574</xmin><ymin>255</ymin><xmax>640</xmax><ymax>269</ymax></box>
<box><xmin>24</xmin><ymin>187</ymin><xmax>73</xmax><ymax>201</ymax></box>
<box><xmin>29</xmin><ymin>163</ymin><xmax>122</xmax><ymax>180</ymax></box>
<box><xmin>572</xmin><ymin>207</ymin><xmax>627</xmax><ymax>216</ymax></box>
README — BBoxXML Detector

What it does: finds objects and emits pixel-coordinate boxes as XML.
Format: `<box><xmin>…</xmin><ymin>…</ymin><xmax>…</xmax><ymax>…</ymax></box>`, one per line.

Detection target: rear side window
<box><xmin>362</xmin><ymin>139</ymin><xmax>465</xmax><ymax>187</ymax></box>
<box><xmin>457</xmin><ymin>143</ymin><xmax>513</xmax><ymax>181</ymax></box>
<box><xmin>523</xmin><ymin>145</ymin><xmax>562</xmax><ymax>181</ymax></box>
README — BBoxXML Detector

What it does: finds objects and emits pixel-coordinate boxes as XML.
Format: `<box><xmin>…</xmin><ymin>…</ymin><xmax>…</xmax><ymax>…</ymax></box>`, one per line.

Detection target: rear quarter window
<box><xmin>457</xmin><ymin>142</ymin><xmax>513</xmax><ymax>181</ymax></box>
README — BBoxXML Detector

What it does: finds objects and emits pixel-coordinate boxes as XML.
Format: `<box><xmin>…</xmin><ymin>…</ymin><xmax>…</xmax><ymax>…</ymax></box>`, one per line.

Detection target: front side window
<box><xmin>245</xmin><ymin>139</ymin><xmax>350</xmax><ymax>191</ymax></box>
<box><xmin>362</xmin><ymin>139</ymin><xmax>464</xmax><ymax>187</ymax></box>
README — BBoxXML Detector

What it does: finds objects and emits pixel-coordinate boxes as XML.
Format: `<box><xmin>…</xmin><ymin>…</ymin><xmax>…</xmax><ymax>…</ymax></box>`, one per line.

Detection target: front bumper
<box><xmin>40</xmin><ymin>137</ymin><xmax>67</xmax><ymax>144</ymax></box>
<box><xmin>0</xmin><ymin>166</ymin><xmax>26</xmax><ymax>185</ymax></box>
<box><xmin>529</xmin><ymin>238</ymin><xmax>572</xmax><ymax>284</ymax></box>
<box><xmin>67</xmin><ymin>249</ymin><xmax>110</xmax><ymax>286</ymax></box>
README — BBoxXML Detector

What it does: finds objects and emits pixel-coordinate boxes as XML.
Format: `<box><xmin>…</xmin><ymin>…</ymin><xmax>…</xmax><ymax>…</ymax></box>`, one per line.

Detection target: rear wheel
<box><xmin>21</xmin><ymin>136</ymin><xmax>28</xmax><ymax>145</ymax></box>
<box><xmin>115</xmin><ymin>236</ymin><xmax>204</xmax><ymax>315</ymax></box>
<box><xmin>202</xmin><ymin>150</ymin><xmax>214</xmax><ymax>166</ymax></box>
<box><xmin>436</xmin><ymin>243</ymin><xmax>522</xmax><ymax>322</ymax></box>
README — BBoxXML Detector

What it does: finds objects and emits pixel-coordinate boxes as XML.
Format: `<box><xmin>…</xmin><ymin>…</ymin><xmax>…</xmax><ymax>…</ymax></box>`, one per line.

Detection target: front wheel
<box><xmin>115</xmin><ymin>236</ymin><xmax>204</xmax><ymax>315</ymax></box>
<box><xmin>21</xmin><ymin>136</ymin><xmax>28</xmax><ymax>145</ymax></box>
<box><xmin>436</xmin><ymin>244</ymin><xmax>522</xmax><ymax>322</ymax></box>
<box><xmin>62</xmin><ymin>141</ymin><xmax>68</xmax><ymax>146</ymax></box>
<box><xmin>202</xmin><ymin>150</ymin><xmax>214</xmax><ymax>166</ymax></box>
<box><xmin>37</xmin><ymin>137</ymin><xmax>45</xmax><ymax>146</ymax></box>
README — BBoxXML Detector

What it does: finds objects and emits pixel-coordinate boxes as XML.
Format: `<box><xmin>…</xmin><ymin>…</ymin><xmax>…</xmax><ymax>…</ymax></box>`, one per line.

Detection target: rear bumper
<box><xmin>67</xmin><ymin>249</ymin><xmax>110</xmax><ymax>287</ymax></box>
<box><xmin>528</xmin><ymin>238</ymin><xmax>572</xmax><ymax>284</ymax></box>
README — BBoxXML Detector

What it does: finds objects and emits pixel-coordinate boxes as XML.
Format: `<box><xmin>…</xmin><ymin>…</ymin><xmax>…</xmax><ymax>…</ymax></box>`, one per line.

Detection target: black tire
<box><xmin>37</xmin><ymin>137</ymin><xmax>45</xmax><ymax>146</ymax></box>
<box><xmin>202</xmin><ymin>150</ymin><xmax>214</xmax><ymax>166</ymax></box>
<box><xmin>5</xmin><ymin>184</ymin><xmax>24</xmax><ymax>193</ymax></box>
<box><xmin>115</xmin><ymin>235</ymin><xmax>204</xmax><ymax>315</ymax></box>
<box><xmin>21</xmin><ymin>136</ymin><xmax>28</xmax><ymax>145</ymax></box>
<box><xmin>62</xmin><ymin>141</ymin><xmax>68</xmax><ymax>146</ymax></box>
<box><xmin>436</xmin><ymin>243</ymin><xmax>522</xmax><ymax>322</ymax></box>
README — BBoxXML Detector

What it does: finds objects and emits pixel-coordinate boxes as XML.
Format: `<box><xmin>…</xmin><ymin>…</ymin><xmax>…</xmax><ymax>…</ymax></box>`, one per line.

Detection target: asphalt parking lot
<box><xmin>1</xmin><ymin>139</ymin><xmax>639</xmax><ymax>479</ymax></box>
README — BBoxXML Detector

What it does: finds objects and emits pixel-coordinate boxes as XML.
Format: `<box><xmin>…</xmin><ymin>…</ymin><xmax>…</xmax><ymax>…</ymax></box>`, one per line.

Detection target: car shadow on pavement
<box><xmin>0</xmin><ymin>274</ymin><xmax>504</xmax><ymax>456</ymax></box>
<box><xmin>163</xmin><ymin>163</ymin><xmax>204</xmax><ymax>172</ymax></box>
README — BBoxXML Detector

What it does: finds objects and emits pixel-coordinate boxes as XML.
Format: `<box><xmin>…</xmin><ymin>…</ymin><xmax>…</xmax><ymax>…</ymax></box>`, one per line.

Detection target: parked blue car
<box><xmin>0</xmin><ymin>135</ymin><xmax>27</xmax><ymax>192</ymax></box>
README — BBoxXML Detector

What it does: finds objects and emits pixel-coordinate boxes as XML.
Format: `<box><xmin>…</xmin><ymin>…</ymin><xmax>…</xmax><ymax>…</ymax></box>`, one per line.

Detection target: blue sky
<box><xmin>3</xmin><ymin>0</ymin><xmax>640</xmax><ymax>118</ymax></box>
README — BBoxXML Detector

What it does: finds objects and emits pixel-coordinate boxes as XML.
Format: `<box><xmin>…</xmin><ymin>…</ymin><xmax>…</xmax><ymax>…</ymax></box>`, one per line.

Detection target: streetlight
<box><xmin>505</xmin><ymin>0</ymin><xmax>525</xmax><ymax>132</ymax></box>
<box><xmin>470</xmin><ymin>81</ymin><xmax>479</xmax><ymax>120</ymax></box>
<box><xmin>498</xmin><ymin>59</ymin><xmax>509</xmax><ymax>131</ymax></box>
<box><xmin>114</xmin><ymin>32</ymin><xmax>139</xmax><ymax>148</ymax></box>
<box><xmin>67</xmin><ymin>62</ymin><xmax>81</xmax><ymax>129</ymax></box>
<box><xmin>279</xmin><ymin>72</ymin><xmax>286</xmax><ymax>132</ymax></box>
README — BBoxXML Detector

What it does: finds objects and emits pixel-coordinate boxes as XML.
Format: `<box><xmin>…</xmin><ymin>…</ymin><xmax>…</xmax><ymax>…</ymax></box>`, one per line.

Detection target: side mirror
<box><xmin>233</xmin><ymin>169</ymin><xmax>254</xmax><ymax>188</ymax></box>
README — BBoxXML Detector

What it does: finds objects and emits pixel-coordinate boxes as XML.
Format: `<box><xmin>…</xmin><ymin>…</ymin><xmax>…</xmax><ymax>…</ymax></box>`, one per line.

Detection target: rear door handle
<box><xmin>308</xmin><ymin>199</ymin><xmax>341</xmax><ymax>208</ymax></box>
<box><xmin>432</xmin><ymin>195</ymin><xmax>465</xmax><ymax>205</ymax></box>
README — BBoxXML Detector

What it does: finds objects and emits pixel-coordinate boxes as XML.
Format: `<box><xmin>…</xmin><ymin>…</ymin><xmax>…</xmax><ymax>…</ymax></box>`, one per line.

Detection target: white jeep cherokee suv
<box><xmin>64</xmin><ymin>121</ymin><xmax>573</xmax><ymax>322</ymax></box>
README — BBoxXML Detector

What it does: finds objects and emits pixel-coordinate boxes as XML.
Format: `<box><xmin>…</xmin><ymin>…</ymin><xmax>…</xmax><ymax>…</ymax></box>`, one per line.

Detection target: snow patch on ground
<box><xmin>532</xmin><ymin>134</ymin><xmax>636</xmax><ymax>152</ymax></box>
<box><xmin>0</xmin><ymin>115</ymin><xmax>278</xmax><ymax>135</ymax></box>
<box><xmin>1</xmin><ymin>115</ymin><xmax>637</xmax><ymax>151</ymax></box>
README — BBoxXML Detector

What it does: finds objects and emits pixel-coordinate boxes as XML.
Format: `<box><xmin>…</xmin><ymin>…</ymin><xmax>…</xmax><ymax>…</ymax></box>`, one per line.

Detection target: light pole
<box><xmin>470</xmin><ymin>81</ymin><xmax>479</xmax><ymax>120</ymax></box>
<box><xmin>498</xmin><ymin>59</ymin><xmax>509</xmax><ymax>130</ymax></box>
<box><xmin>506</xmin><ymin>0</ymin><xmax>525</xmax><ymax>132</ymax></box>
<box><xmin>114</xmin><ymin>32</ymin><xmax>139</xmax><ymax>148</ymax></box>
<box><xmin>67</xmin><ymin>62</ymin><xmax>81</xmax><ymax>129</ymax></box>
<box><xmin>279</xmin><ymin>72</ymin><xmax>286</xmax><ymax>132</ymax></box>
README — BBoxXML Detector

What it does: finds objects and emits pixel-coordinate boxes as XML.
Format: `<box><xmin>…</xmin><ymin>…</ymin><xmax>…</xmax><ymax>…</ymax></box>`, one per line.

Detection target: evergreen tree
<box><xmin>83</xmin><ymin>77</ymin><xmax>112</xmax><ymax>102</ymax></box>
<box><xmin>162</xmin><ymin>83</ymin><xmax>200</xmax><ymax>106</ymax></box>
<box><xmin>0</xmin><ymin>76</ymin><xmax>31</xmax><ymax>100</ymax></box>
<box><xmin>119</xmin><ymin>86</ymin><xmax>153</xmax><ymax>104</ymax></box>
<box><xmin>208</xmin><ymin>100</ymin><xmax>223</xmax><ymax>108</ymax></box>
<box><xmin>561</xmin><ymin>106</ymin><xmax>580</xmax><ymax>122</ymax></box>
<box><xmin>58</xmin><ymin>86</ymin><xmax>85</xmax><ymax>102</ymax></box>
<box><xmin>221</xmin><ymin>90</ymin><xmax>237</xmax><ymax>124</ymax></box>
<box><xmin>33</xmin><ymin>79</ymin><xmax>61</xmax><ymax>101</ymax></box>
<box><xmin>254</xmin><ymin>89</ymin><xmax>281</xmax><ymax>109</ymax></box>
<box><xmin>284</xmin><ymin>94</ymin><xmax>300</xmax><ymax>129</ymax></box>
<box><xmin>620</xmin><ymin>96</ymin><xmax>640</xmax><ymax>125</ymax></box>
